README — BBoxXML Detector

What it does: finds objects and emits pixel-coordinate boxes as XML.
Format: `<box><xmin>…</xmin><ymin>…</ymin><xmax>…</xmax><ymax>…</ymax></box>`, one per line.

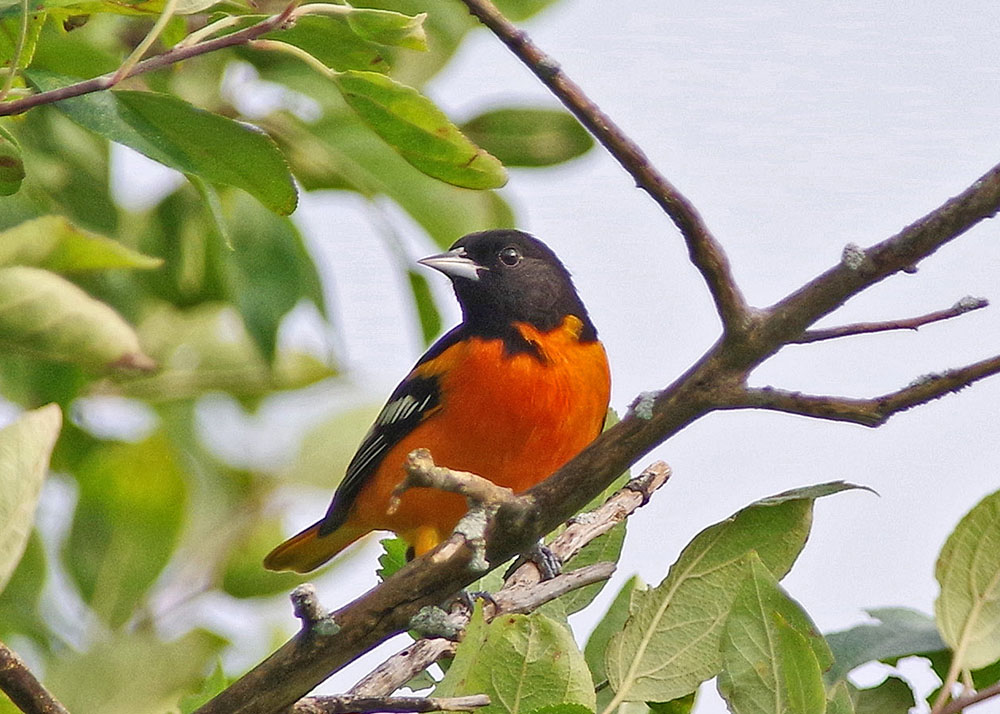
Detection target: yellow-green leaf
<box><xmin>934</xmin><ymin>487</ymin><xmax>1000</xmax><ymax>670</ymax></box>
<box><xmin>333</xmin><ymin>70</ymin><xmax>507</xmax><ymax>189</ymax></box>
<box><xmin>717</xmin><ymin>553</ymin><xmax>832</xmax><ymax>714</ymax></box>
<box><xmin>435</xmin><ymin>605</ymin><xmax>595</xmax><ymax>714</ymax></box>
<box><xmin>344</xmin><ymin>6</ymin><xmax>427</xmax><ymax>50</ymax></box>
<box><xmin>604</xmin><ymin>482</ymin><xmax>863</xmax><ymax>704</ymax></box>
<box><xmin>0</xmin><ymin>404</ymin><xmax>61</xmax><ymax>593</ymax></box>
<box><xmin>0</xmin><ymin>266</ymin><xmax>153</xmax><ymax>371</ymax></box>
<box><xmin>0</xmin><ymin>216</ymin><xmax>162</xmax><ymax>271</ymax></box>
<box><xmin>461</xmin><ymin>108</ymin><xmax>594</xmax><ymax>167</ymax></box>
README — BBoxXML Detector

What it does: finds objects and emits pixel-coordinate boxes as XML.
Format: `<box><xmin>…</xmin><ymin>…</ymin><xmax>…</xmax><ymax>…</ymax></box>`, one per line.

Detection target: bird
<box><xmin>264</xmin><ymin>229</ymin><xmax>611</xmax><ymax>573</ymax></box>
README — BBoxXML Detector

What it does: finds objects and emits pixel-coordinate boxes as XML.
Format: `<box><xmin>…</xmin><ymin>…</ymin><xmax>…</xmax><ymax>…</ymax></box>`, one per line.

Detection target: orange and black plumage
<box><xmin>264</xmin><ymin>229</ymin><xmax>611</xmax><ymax>572</ymax></box>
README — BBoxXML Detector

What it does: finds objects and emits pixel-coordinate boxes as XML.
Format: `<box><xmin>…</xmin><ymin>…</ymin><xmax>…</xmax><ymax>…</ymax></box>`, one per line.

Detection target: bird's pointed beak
<box><xmin>418</xmin><ymin>247</ymin><xmax>484</xmax><ymax>282</ymax></box>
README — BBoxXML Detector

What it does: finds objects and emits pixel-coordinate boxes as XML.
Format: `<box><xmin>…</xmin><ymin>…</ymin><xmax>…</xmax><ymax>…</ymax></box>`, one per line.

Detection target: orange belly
<box><xmin>347</xmin><ymin>318</ymin><xmax>611</xmax><ymax>554</ymax></box>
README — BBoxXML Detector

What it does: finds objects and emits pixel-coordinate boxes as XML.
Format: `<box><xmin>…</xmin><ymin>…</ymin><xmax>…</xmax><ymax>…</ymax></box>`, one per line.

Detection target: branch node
<box><xmin>291</xmin><ymin>584</ymin><xmax>339</xmax><ymax>636</ymax></box>
<box><xmin>453</xmin><ymin>506</ymin><xmax>492</xmax><ymax>572</ymax></box>
<box><xmin>624</xmin><ymin>460</ymin><xmax>672</xmax><ymax>506</ymax></box>
<box><xmin>409</xmin><ymin>605</ymin><xmax>464</xmax><ymax>641</ymax></box>
<box><xmin>841</xmin><ymin>242</ymin><xmax>868</xmax><ymax>270</ymax></box>
<box><xmin>955</xmin><ymin>295</ymin><xmax>989</xmax><ymax>312</ymax></box>
<box><xmin>628</xmin><ymin>390</ymin><xmax>660</xmax><ymax>420</ymax></box>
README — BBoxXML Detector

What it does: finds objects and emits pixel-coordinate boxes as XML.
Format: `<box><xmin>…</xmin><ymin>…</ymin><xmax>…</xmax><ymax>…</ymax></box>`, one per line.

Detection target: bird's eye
<box><xmin>499</xmin><ymin>246</ymin><xmax>521</xmax><ymax>266</ymax></box>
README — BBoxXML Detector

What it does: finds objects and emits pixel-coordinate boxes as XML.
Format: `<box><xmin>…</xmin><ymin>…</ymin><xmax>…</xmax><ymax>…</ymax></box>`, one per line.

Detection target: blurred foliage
<box><xmin>0</xmin><ymin>0</ymin><xmax>596</xmax><ymax>711</ymax></box>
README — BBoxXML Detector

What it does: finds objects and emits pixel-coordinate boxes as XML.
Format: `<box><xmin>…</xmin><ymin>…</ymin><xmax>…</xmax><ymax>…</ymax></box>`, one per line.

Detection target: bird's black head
<box><xmin>418</xmin><ymin>229</ymin><xmax>598</xmax><ymax>343</ymax></box>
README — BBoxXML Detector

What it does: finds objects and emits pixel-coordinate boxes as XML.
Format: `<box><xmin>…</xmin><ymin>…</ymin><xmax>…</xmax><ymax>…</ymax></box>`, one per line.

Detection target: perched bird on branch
<box><xmin>265</xmin><ymin>229</ymin><xmax>611</xmax><ymax>572</ymax></box>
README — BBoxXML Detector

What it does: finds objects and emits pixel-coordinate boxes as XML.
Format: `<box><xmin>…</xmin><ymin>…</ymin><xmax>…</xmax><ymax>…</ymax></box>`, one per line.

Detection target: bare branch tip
<box><xmin>954</xmin><ymin>295</ymin><xmax>989</xmax><ymax>312</ymax></box>
<box><xmin>291</xmin><ymin>584</ymin><xmax>339</xmax><ymax>636</ymax></box>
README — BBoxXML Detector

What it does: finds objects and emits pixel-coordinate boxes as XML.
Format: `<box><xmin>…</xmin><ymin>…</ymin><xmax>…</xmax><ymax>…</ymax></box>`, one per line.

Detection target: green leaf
<box><xmin>773</xmin><ymin>617</ymin><xmax>827</xmax><ymax>714</ymax></box>
<box><xmin>221</xmin><ymin>518</ymin><xmax>308</xmax><ymax>598</ymax></box>
<box><xmin>435</xmin><ymin>606</ymin><xmax>595</xmax><ymax>714</ymax></box>
<box><xmin>934</xmin><ymin>487</ymin><xmax>1000</xmax><ymax>670</ymax></box>
<box><xmin>461</xmin><ymin>108</ymin><xmax>594</xmax><ymax>167</ymax></box>
<box><xmin>0</xmin><ymin>11</ymin><xmax>44</xmax><ymax>70</ymax></box>
<box><xmin>378</xmin><ymin>536</ymin><xmax>409</xmax><ymax>581</ymax></box>
<box><xmin>604</xmin><ymin>482</ymin><xmax>863</xmax><ymax>704</ymax></box>
<box><xmin>216</xmin><ymin>192</ymin><xmax>326</xmax><ymax>360</ymax></box>
<box><xmin>0</xmin><ymin>121</ymin><xmax>25</xmax><ymax>196</ymax></box>
<box><xmin>178</xmin><ymin>662</ymin><xmax>230</xmax><ymax>714</ymax></box>
<box><xmin>825</xmin><ymin>607</ymin><xmax>945</xmax><ymax>683</ymax></box>
<box><xmin>0</xmin><ymin>265</ymin><xmax>154</xmax><ymax>371</ymax></box>
<box><xmin>114</xmin><ymin>304</ymin><xmax>335</xmax><ymax>402</ymax></box>
<box><xmin>717</xmin><ymin>554</ymin><xmax>832</xmax><ymax>714</ymax></box>
<box><xmin>333</xmin><ymin>70</ymin><xmax>507</xmax><ymax>189</ymax></box>
<box><xmin>25</xmin><ymin>70</ymin><xmax>298</xmax><ymax>215</ymax></box>
<box><xmin>0</xmin><ymin>404</ymin><xmax>61</xmax><ymax>593</ymax></box>
<box><xmin>407</xmin><ymin>269</ymin><xmax>442</xmax><ymax>347</ymax></box>
<box><xmin>266</xmin><ymin>110</ymin><xmax>515</xmax><ymax>247</ymax></box>
<box><xmin>586</xmin><ymin>575</ymin><xmax>645</xmax><ymax>692</ymax></box>
<box><xmin>826</xmin><ymin>681</ymin><xmax>854</xmax><ymax>714</ymax></box>
<box><xmin>491</xmin><ymin>0</ymin><xmax>560</xmax><ymax>21</ymax></box>
<box><xmin>0</xmin><ymin>532</ymin><xmax>48</xmax><ymax>646</ymax></box>
<box><xmin>261</xmin><ymin>14</ymin><xmax>390</xmax><ymax>74</ymax></box>
<box><xmin>647</xmin><ymin>693</ymin><xmax>696</xmax><ymax>714</ymax></box>
<box><xmin>925</xmin><ymin>650</ymin><xmax>1000</xmax><ymax>698</ymax></box>
<box><xmin>47</xmin><ymin>629</ymin><xmax>226</xmax><ymax>714</ymax></box>
<box><xmin>850</xmin><ymin>676</ymin><xmax>915</xmax><ymax>714</ymax></box>
<box><xmin>553</xmin><ymin>519</ymin><xmax>625</xmax><ymax>615</ymax></box>
<box><xmin>0</xmin><ymin>216</ymin><xmax>162</xmax><ymax>271</ymax></box>
<box><xmin>525</xmin><ymin>705</ymin><xmax>593</xmax><ymax>714</ymax></box>
<box><xmin>63</xmin><ymin>432</ymin><xmax>186</xmax><ymax>627</ymax></box>
<box><xmin>344</xmin><ymin>6</ymin><xmax>427</xmax><ymax>50</ymax></box>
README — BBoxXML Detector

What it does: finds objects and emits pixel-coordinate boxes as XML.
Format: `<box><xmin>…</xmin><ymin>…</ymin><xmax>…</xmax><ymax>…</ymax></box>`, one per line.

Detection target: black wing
<box><xmin>317</xmin><ymin>328</ymin><xmax>465</xmax><ymax>535</ymax></box>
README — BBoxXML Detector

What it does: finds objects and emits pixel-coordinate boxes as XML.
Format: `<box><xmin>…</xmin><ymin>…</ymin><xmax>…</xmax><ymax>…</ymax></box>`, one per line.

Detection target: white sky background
<box><xmin>112</xmin><ymin>2</ymin><xmax>1000</xmax><ymax>711</ymax></box>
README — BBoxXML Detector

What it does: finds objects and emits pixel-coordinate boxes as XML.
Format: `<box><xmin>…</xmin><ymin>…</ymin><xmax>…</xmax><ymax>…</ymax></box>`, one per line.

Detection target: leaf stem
<box><xmin>112</xmin><ymin>0</ymin><xmax>181</xmax><ymax>85</ymax></box>
<box><xmin>290</xmin><ymin>2</ymin><xmax>352</xmax><ymax>19</ymax></box>
<box><xmin>247</xmin><ymin>39</ymin><xmax>338</xmax><ymax>78</ymax></box>
<box><xmin>0</xmin><ymin>0</ymin><xmax>30</xmax><ymax>102</ymax></box>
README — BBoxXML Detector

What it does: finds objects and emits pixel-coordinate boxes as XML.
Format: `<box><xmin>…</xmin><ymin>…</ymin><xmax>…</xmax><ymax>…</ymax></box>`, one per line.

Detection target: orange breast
<box><xmin>347</xmin><ymin>316</ymin><xmax>611</xmax><ymax>552</ymax></box>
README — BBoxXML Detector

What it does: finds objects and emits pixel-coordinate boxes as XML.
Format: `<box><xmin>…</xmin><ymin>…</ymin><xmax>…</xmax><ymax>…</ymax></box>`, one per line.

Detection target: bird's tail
<box><xmin>263</xmin><ymin>520</ymin><xmax>368</xmax><ymax>573</ymax></box>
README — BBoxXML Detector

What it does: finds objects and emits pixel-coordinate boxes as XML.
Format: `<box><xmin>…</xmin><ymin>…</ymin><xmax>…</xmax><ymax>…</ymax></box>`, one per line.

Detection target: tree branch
<box><xmin>792</xmin><ymin>296</ymin><xmax>989</xmax><ymax>344</ymax></box>
<box><xmin>727</xmin><ymin>352</ymin><xmax>1000</xmax><ymax>426</ymax></box>
<box><xmin>342</xmin><ymin>463</ymin><xmax>670</xmax><ymax>702</ymax></box>
<box><xmin>456</xmin><ymin>0</ymin><xmax>748</xmax><ymax>332</ymax></box>
<box><xmin>0</xmin><ymin>2</ymin><xmax>300</xmax><ymax>117</ymax></box>
<box><xmin>938</xmin><ymin>680</ymin><xmax>1000</xmax><ymax>714</ymax></box>
<box><xmin>0</xmin><ymin>641</ymin><xmax>70</xmax><ymax>714</ymax></box>
<box><xmin>292</xmin><ymin>695</ymin><xmax>490</xmax><ymax>714</ymax></box>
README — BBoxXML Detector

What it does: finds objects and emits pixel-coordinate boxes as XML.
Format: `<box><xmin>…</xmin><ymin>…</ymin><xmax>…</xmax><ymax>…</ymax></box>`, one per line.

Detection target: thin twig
<box><xmin>458</xmin><ymin>0</ymin><xmax>749</xmax><ymax>332</ymax></box>
<box><xmin>347</xmin><ymin>638</ymin><xmax>457</xmax><ymax>698</ymax></box>
<box><xmin>793</xmin><ymin>297</ymin><xmax>989</xmax><ymax>344</ymax></box>
<box><xmin>293</xmin><ymin>695</ymin><xmax>490</xmax><ymax>714</ymax></box>
<box><xmin>938</xmin><ymin>680</ymin><xmax>1000</xmax><ymax>714</ymax></box>
<box><xmin>0</xmin><ymin>641</ymin><xmax>71</xmax><ymax>714</ymax></box>
<box><xmin>342</xmin><ymin>462</ymin><xmax>669</xmax><ymax>702</ymax></box>
<box><xmin>390</xmin><ymin>448</ymin><xmax>516</xmax><ymax>514</ymax></box>
<box><xmin>730</xmin><ymin>353</ymin><xmax>1000</xmax><ymax>426</ymax></box>
<box><xmin>0</xmin><ymin>1</ymin><xmax>300</xmax><ymax>117</ymax></box>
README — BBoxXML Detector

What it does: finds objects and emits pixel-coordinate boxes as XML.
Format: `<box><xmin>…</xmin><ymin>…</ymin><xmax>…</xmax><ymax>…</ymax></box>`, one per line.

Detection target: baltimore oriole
<box><xmin>264</xmin><ymin>229</ymin><xmax>611</xmax><ymax>572</ymax></box>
